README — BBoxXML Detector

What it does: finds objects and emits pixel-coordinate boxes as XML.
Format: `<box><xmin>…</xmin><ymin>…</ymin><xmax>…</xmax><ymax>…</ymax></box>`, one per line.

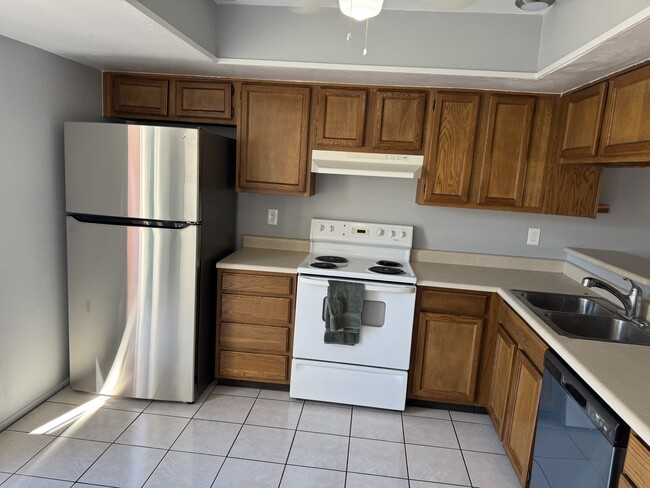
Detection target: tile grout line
<box><xmin>450</xmin><ymin>419</ymin><xmax>475</xmax><ymax>488</ymax></box>
<box><xmin>344</xmin><ymin>407</ymin><xmax>354</xmax><ymax>488</ymax></box>
<box><xmin>400</xmin><ymin>411</ymin><xmax>411</xmax><ymax>488</ymax></box>
<box><xmin>276</xmin><ymin>396</ymin><xmax>306</xmax><ymax>488</ymax></box>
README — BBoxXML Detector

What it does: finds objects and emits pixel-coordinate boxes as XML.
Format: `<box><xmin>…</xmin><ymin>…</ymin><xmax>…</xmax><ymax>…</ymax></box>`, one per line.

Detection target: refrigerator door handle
<box><xmin>69</xmin><ymin>214</ymin><xmax>196</xmax><ymax>229</ymax></box>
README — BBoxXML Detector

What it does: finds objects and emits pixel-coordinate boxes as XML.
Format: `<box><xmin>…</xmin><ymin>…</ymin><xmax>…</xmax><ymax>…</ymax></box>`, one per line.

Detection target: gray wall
<box><xmin>130</xmin><ymin>0</ymin><xmax>220</xmax><ymax>56</ymax></box>
<box><xmin>0</xmin><ymin>36</ymin><xmax>101</xmax><ymax>428</ymax></box>
<box><xmin>215</xmin><ymin>5</ymin><xmax>542</xmax><ymax>72</ymax></box>
<box><xmin>538</xmin><ymin>0</ymin><xmax>650</xmax><ymax>70</ymax></box>
<box><xmin>236</xmin><ymin>167</ymin><xmax>650</xmax><ymax>260</ymax></box>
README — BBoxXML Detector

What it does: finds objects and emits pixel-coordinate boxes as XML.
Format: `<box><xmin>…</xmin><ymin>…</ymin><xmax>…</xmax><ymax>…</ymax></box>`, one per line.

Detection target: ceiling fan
<box><xmin>292</xmin><ymin>0</ymin><xmax>479</xmax><ymax>56</ymax></box>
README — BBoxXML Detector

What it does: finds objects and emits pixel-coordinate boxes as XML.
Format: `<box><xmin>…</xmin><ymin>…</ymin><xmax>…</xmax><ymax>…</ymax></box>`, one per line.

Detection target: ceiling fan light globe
<box><xmin>515</xmin><ymin>0</ymin><xmax>555</xmax><ymax>12</ymax></box>
<box><xmin>339</xmin><ymin>0</ymin><xmax>384</xmax><ymax>21</ymax></box>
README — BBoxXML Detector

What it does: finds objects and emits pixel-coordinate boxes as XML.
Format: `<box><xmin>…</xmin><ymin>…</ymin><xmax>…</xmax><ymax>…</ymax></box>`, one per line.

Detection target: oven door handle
<box><xmin>299</xmin><ymin>276</ymin><xmax>416</xmax><ymax>294</ymax></box>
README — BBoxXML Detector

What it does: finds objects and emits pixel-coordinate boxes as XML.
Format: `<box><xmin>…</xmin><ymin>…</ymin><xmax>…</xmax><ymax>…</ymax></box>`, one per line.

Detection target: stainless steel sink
<box><xmin>511</xmin><ymin>289</ymin><xmax>650</xmax><ymax>346</ymax></box>
<box><xmin>544</xmin><ymin>313</ymin><xmax>650</xmax><ymax>344</ymax></box>
<box><xmin>514</xmin><ymin>290</ymin><xmax>616</xmax><ymax>316</ymax></box>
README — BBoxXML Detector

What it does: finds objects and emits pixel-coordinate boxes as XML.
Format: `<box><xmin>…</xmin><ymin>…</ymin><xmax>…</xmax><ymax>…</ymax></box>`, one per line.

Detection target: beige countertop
<box><xmin>217</xmin><ymin>247</ymin><xmax>307</xmax><ymax>274</ymax></box>
<box><xmin>217</xmin><ymin>244</ymin><xmax>650</xmax><ymax>444</ymax></box>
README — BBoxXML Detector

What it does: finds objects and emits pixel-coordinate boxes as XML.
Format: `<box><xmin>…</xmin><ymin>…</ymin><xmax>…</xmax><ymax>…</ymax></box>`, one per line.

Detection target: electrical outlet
<box><xmin>527</xmin><ymin>228</ymin><xmax>541</xmax><ymax>246</ymax></box>
<box><xmin>267</xmin><ymin>209</ymin><xmax>278</xmax><ymax>226</ymax></box>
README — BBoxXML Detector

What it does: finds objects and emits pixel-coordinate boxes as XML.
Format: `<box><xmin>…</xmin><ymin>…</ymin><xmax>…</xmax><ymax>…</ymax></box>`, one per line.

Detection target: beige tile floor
<box><xmin>0</xmin><ymin>383</ymin><xmax>520</xmax><ymax>487</ymax></box>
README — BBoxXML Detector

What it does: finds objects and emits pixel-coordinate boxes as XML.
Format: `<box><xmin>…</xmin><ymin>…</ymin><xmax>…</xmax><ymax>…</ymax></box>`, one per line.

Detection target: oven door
<box><xmin>293</xmin><ymin>275</ymin><xmax>416</xmax><ymax>371</ymax></box>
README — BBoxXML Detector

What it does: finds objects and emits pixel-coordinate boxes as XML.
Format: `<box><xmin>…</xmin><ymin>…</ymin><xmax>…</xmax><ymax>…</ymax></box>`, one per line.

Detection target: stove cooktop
<box><xmin>298</xmin><ymin>218</ymin><xmax>417</xmax><ymax>284</ymax></box>
<box><xmin>298</xmin><ymin>254</ymin><xmax>416</xmax><ymax>284</ymax></box>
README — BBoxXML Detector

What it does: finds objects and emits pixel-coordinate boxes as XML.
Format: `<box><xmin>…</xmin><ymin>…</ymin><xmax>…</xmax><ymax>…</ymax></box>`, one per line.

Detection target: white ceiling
<box><xmin>0</xmin><ymin>0</ymin><xmax>649</xmax><ymax>94</ymax></box>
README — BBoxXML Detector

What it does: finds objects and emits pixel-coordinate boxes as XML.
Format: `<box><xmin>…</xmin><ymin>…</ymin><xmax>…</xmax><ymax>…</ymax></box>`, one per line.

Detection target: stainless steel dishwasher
<box><xmin>529</xmin><ymin>350</ymin><xmax>629</xmax><ymax>488</ymax></box>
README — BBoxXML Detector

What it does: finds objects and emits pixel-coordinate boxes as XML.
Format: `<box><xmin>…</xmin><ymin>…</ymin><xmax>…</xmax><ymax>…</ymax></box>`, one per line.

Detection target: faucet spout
<box><xmin>582</xmin><ymin>276</ymin><xmax>642</xmax><ymax>321</ymax></box>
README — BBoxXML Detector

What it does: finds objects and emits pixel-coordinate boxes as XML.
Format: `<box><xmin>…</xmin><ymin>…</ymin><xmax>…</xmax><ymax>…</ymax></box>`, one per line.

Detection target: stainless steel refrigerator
<box><xmin>64</xmin><ymin>122</ymin><xmax>236</xmax><ymax>402</ymax></box>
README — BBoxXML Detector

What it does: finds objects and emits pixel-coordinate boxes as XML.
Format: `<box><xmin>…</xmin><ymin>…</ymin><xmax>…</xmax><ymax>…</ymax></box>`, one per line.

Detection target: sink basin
<box><xmin>510</xmin><ymin>289</ymin><xmax>650</xmax><ymax>346</ymax></box>
<box><xmin>514</xmin><ymin>290</ymin><xmax>616</xmax><ymax>317</ymax></box>
<box><xmin>544</xmin><ymin>313</ymin><xmax>650</xmax><ymax>345</ymax></box>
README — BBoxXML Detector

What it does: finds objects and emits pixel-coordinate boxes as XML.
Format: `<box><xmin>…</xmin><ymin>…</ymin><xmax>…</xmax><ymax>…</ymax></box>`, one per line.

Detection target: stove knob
<box><xmin>329</xmin><ymin>225</ymin><xmax>335</xmax><ymax>232</ymax></box>
<box><xmin>376</xmin><ymin>229</ymin><xmax>385</xmax><ymax>237</ymax></box>
<box><xmin>400</xmin><ymin>231</ymin><xmax>407</xmax><ymax>239</ymax></box>
<box><xmin>390</xmin><ymin>229</ymin><xmax>397</xmax><ymax>238</ymax></box>
<box><xmin>319</xmin><ymin>224</ymin><xmax>325</xmax><ymax>232</ymax></box>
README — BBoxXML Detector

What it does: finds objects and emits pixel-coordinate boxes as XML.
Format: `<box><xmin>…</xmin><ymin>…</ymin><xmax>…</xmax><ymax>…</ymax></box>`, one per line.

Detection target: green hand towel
<box><xmin>324</xmin><ymin>280</ymin><xmax>364</xmax><ymax>346</ymax></box>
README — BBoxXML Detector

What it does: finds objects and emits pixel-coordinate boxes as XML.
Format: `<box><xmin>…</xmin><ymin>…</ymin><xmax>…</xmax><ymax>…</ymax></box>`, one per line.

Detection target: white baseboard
<box><xmin>0</xmin><ymin>378</ymin><xmax>70</xmax><ymax>432</ymax></box>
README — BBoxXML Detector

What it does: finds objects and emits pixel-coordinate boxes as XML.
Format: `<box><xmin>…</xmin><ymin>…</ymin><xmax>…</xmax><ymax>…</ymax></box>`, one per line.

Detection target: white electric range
<box><xmin>290</xmin><ymin>219</ymin><xmax>417</xmax><ymax>410</ymax></box>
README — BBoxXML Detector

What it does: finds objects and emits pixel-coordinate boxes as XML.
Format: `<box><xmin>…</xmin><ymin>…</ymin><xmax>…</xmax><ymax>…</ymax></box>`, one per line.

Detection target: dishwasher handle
<box><xmin>561</xmin><ymin>379</ymin><xmax>587</xmax><ymax>409</ymax></box>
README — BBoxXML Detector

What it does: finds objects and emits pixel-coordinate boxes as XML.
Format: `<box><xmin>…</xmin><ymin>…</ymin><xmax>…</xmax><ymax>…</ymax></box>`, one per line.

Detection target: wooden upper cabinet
<box><xmin>477</xmin><ymin>95</ymin><xmax>535</xmax><ymax>208</ymax></box>
<box><xmin>109</xmin><ymin>75</ymin><xmax>169</xmax><ymax>117</ymax></box>
<box><xmin>314</xmin><ymin>87</ymin><xmax>367</xmax><ymax>148</ymax></box>
<box><xmin>371</xmin><ymin>90</ymin><xmax>427</xmax><ymax>151</ymax></box>
<box><xmin>104</xmin><ymin>73</ymin><xmax>235</xmax><ymax>124</ymax></box>
<box><xmin>174</xmin><ymin>80</ymin><xmax>232</xmax><ymax>121</ymax></box>
<box><xmin>558</xmin><ymin>83</ymin><xmax>607</xmax><ymax>159</ymax></box>
<box><xmin>237</xmin><ymin>83</ymin><xmax>313</xmax><ymax>196</ymax></box>
<box><xmin>419</xmin><ymin>91</ymin><xmax>481</xmax><ymax>205</ymax></box>
<box><xmin>313</xmin><ymin>87</ymin><xmax>426</xmax><ymax>153</ymax></box>
<box><xmin>600</xmin><ymin>63</ymin><xmax>650</xmax><ymax>157</ymax></box>
<box><xmin>411</xmin><ymin>312</ymin><xmax>484</xmax><ymax>403</ymax></box>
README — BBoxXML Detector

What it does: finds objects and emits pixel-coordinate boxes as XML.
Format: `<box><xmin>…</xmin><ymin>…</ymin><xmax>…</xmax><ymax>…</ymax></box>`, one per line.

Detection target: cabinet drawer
<box><xmin>498</xmin><ymin>302</ymin><xmax>546</xmax><ymax>372</ymax></box>
<box><xmin>220</xmin><ymin>322</ymin><xmax>290</xmax><ymax>353</ymax></box>
<box><xmin>221</xmin><ymin>272</ymin><xmax>294</xmax><ymax>296</ymax></box>
<box><xmin>624</xmin><ymin>433</ymin><xmax>650</xmax><ymax>488</ymax></box>
<box><xmin>420</xmin><ymin>289</ymin><xmax>488</xmax><ymax>317</ymax></box>
<box><xmin>221</xmin><ymin>294</ymin><xmax>292</xmax><ymax>326</ymax></box>
<box><xmin>218</xmin><ymin>350</ymin><xmax>289</xmax><ymax>382</ymax></box>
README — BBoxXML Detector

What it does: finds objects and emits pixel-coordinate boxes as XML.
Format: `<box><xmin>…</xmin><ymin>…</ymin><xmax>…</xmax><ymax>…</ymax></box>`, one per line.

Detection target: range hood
<box><xmin>311</xmin><ymin>150</ymin><xmax>424</xmax><ymax>179</ymax></box>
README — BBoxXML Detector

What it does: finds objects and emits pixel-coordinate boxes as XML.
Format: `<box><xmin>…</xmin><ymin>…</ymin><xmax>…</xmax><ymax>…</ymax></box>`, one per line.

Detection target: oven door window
<box><xmin>321</xmin><ymin>298</ymin><xmax>386</xmax><ymax>327</ymax></box>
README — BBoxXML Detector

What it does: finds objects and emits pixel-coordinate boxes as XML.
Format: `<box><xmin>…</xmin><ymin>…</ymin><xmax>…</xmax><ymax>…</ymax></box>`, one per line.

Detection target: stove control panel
<box><xmin>310</xmin><ymin>219</ymin><xmax>413</xmax><ymax>248</ymax></box>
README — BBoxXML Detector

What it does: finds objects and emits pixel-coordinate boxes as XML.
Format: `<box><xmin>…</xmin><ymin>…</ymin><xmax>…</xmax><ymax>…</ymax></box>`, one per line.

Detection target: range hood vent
<box><xmin>311</xmin><ymin>150</ymin><xmax>424</xmax><ymax>179</ymax></box>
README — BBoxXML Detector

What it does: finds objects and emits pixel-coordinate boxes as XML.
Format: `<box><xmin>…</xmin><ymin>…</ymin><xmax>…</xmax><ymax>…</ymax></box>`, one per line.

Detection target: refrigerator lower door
<box><xmin>66</xmin><ymin>216</ymin><xmax>199</xmax><ymax>402</ymax></box>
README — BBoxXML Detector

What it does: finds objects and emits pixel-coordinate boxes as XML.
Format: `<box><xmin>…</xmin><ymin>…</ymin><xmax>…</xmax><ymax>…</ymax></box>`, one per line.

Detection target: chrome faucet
<box><xmin>582</xmin><ymin>276</ymin><xmax>645</xmax><ymax>323</ymax></box>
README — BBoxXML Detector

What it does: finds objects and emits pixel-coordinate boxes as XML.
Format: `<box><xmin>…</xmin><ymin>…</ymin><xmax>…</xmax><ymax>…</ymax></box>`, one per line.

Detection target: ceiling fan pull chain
<box><xmin>347</xmin><ymin>0</ymin><xmax>353</xmax><ymax>41</ymax></box>
<box><xmin>363</xmin><ymin>18</ymin><xmax>369</xmax><ymax>56</ymax></box>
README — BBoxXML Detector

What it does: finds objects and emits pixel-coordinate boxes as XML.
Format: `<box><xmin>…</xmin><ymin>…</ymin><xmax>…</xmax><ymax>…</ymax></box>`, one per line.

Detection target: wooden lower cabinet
<box><xmin>502</xmin><ymin>350</ymin><xmax>543</xmax><ymax>487</ymax></box>
<box><xmin>409</xmin><ymin>287</ymin><xmax>490</xmax><ymax>404</ymax></box>
<box><xmin>487</xmin><ymin>299</ymin><xmax>547</xmax><ymax>487</ymax></box>
<box><xmin>620</xmin><ymin>432</ymin><xmax>650</xmax><ymax>488</ymax></box>
<box><xmin>486</xmin><ymin>325</ymin><xmax>517</xmax><ymax>437</ymax></box>
<box><xmin>216</xmin><ymin>269</ymin><xmax>296</xmax><ymax>384</ymax></box>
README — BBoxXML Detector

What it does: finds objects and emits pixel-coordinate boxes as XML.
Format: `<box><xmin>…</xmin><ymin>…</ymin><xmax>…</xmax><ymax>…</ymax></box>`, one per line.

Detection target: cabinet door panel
<box><xmin>487</xmin><ymin>325</ymin><xmax>517</xmax><ymax>439</ymax></box>
<box><xmin>478</xmin><ymin>95</ymin><xmax>535</xmax><ymax>207</ymax></box>
<box><xmin>421</xmin><ymin>92</ymin><xmax>480</xmax><ymax>205</ymax></box>
<box><xmin>238</xmin><ymin>84</ymin><xmax>311</xmax><ymax>194</ymax></box>
<box><xmin>175</xmin><ymin>80</ymin><xmax>232</xmax><ymax>121</ymax></box>
<box><xmin>111</xmin><ymin>76</ymin><xmax>169</xmax><ymax>117</ymax></box>
<box><xmin>600</xmin><ymin>64</ymin><xmax>650</xmax><ymax>157</ymax></box>
<box><xmin>623</xmin><ymin>433</ymin><xmax>650</xmax><ymax>488</ymax></box>
<box><xmin>314</xmin><ymin>88</ymin><xmax>367</xmax><ymax>148</ymax></box>
<box><xmin>503</xmin><ymin>350</ymin><xmax>543</xmax><ymax>487</ymax></box>
<box><xmin>411</xmin><ymin>312</ymin><xmax>484</xmax><ymax>403</ymax></box>
<box><xmin>372</xmin><ymin>90</ymin><xmax>426</xmax><ymax>151</ymax></box>
<box><xmin>559</xmin><ymin>83</ymin><xmax>607</xmax><ymax>159</ymax></box>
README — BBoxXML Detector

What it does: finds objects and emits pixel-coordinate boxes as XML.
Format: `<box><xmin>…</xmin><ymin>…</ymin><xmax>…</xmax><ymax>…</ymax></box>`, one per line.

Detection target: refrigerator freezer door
<box><xmin>64</xmin><ymin>122</ymin><xmax>201</xmax><ymax>222</ymax></box>
<box><xmin>66</xmin><ymin>216</ymin><xmax>199</xmax><ymax>402</ymax></box>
